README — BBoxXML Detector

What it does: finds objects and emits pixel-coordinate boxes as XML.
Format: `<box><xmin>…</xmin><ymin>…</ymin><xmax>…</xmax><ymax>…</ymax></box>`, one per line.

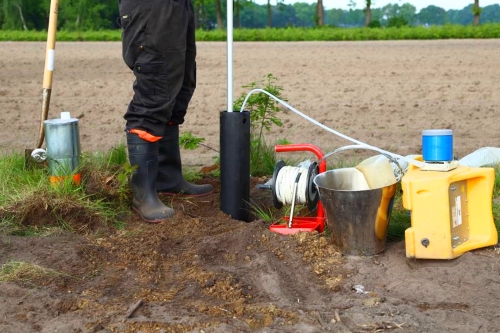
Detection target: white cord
<box><xmin>239</xmin><ymin>88</ymin><xmax>425</xmax><ymax>169</ymax></box>
<box><xmin>275</xmin><ymin>166</ymin><xmax>309</xmax><ymax>205</ymax></box>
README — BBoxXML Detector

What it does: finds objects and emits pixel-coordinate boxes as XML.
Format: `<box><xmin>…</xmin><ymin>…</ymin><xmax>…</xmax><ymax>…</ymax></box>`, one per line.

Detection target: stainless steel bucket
<box><xmin>44</xmin><ymin>112</ymin><xmax>81</xmax><ymax>183</ymax></box>
<box><xmin>314</xmin><ymin>168</ymin><xmax>397</xmax><ymax>256</ymax></box>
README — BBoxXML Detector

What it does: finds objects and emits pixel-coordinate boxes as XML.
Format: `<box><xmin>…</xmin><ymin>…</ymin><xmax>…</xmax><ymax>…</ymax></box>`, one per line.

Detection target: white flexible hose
<box><xmin>320</xmin><ymin>144</ymin><xmax>406</xmax><ymax>181</ymax></box>
<box><xmin>275</xmin><ymin>166</ymin><xmax>309</xmax><ymax>205</ymax></box>
<box><xmin>239</xmin><ymin>88</ymin><xmax>425</xmax><ymax>169</ymax></box>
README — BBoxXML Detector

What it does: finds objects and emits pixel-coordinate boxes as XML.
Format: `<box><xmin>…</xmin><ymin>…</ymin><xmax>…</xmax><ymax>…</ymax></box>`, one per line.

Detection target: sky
<box><xmin>254</xmin><ymin>0</ymin><xmax>500</xmax><ymax>12</ymax></box>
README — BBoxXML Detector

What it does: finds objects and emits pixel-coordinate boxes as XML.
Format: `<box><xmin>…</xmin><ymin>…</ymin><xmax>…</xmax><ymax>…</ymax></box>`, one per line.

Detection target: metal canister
<box><xmin>43</xmin><ymin>112</ymin><xmax>81</xmax><ymax>184</ymax></box>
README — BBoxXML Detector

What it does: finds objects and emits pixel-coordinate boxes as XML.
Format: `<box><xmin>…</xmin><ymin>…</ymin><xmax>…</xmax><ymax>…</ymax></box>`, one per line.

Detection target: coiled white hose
<box><xmin>275</xmin><ymin>166</ymin><xmax>309</xmax><ymax>205</ymax></box>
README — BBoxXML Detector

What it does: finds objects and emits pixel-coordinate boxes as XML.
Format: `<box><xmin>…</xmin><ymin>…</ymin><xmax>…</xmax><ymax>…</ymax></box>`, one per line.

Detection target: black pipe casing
<box><xmin>220</xmin><ymin>111</ymin><xmax>251</xmax><ymax>222</ymax></box>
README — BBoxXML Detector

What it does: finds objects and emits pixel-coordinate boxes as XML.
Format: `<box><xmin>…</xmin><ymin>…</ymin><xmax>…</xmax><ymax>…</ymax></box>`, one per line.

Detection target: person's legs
<box><xmin>119</xmin><ymin>0</ymin><xmax>191</xmax><ymax>221</ymax></box>
<box><xmin>120</xmin><ymin>0</ymin><xmax>189</xmax><ymax>138</ymax></box>
<box><xmin>156</xmin><ymin>0</ymin><xmax>213</xmax><ymax>196</ymax></box>
<box><xmin>169</xmin><ymin>0</ymin><xmax>196</xmax><ymax>126</ymax></box>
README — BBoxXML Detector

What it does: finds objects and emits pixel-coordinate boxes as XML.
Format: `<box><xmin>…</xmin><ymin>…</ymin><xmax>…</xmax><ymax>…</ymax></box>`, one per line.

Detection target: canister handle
<box><xmin>318</xmin><ymin>145</ymin><xmax>405</xmax><ymax>181</ymax></box>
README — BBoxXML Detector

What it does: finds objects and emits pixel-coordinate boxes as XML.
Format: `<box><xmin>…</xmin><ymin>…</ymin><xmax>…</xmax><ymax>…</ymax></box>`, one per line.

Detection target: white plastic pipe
<box><xmin>227</xmin><ymin>0</ymin><xmax>234</xmax><ymax>112</ymax></box>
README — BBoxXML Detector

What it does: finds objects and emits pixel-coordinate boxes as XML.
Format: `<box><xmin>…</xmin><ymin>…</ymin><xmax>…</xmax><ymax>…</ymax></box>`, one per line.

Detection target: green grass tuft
<box><xmin>0</xmin><ymin>261</ymin><xmax>65</xmax><ymax>282</ymax></box>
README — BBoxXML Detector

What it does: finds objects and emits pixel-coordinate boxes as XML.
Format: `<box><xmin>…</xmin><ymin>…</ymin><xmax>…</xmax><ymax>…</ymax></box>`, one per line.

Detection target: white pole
<box><xmin>227</xmin><ymin>0</ymin><xmax>234</xmax><ymax>112</ymax></box>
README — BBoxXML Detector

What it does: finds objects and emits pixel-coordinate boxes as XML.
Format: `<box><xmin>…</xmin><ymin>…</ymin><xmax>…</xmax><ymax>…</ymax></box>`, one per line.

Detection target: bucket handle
<box><xmin>318</xmin><ymin>145</ymin><xmax>405</xmax><ymax>181</ymax></box>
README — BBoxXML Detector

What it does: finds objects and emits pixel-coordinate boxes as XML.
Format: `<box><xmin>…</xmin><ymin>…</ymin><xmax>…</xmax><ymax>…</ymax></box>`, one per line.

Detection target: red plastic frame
<box><xmin>269</xmin><ymin>144</ymin><xmax>326</xmax><ymax>235</ymax></box>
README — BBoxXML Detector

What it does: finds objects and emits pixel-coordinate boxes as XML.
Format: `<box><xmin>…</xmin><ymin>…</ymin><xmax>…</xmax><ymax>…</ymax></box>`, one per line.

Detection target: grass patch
<box><xmin>387</xmin><ymin>188</ymin><xmax>411</xmax><ymax>242</ymax></box>
<box><xmin>0</xmin><ymin>261</ymin><xmax>64</xmax><ymax>282</ymax></box>
<box><xmin>1</xmin><ymin>24</ymin><xmax>499</xmax><ymax>42</ymax></box>
<box><xmin>492</xmin><ymin>202</ymin><xmax>500</xmax><ymax>239</ymax></box>
<box><xmin>0</xmin><ymin>146</ymin><xmax>132</xmax><ymax>235</ymax></box>
<box><xmin>251</xmin><ymin>203</ymin><xmax>280</xmax><ymax>223</ymax></box>
<box><xmin>0</xmin><ymin>144</ymin><xmax>211</xmax><ymax>235</ymax></box>
<box><xmin>182</xmin><ymin>167</ymin><xmax>204</xmax><ymax>184</ymax></box>
<box><xmin>250</xmin><ymin>137</ymin><xmax>280</xmax><ymax>177</ymax></box>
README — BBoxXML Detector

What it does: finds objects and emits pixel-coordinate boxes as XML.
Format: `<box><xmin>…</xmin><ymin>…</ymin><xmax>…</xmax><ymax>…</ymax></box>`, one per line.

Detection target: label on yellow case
<box><xmin>453</xmin><ymin>196</ymin><xmax>462</xmax><ymax>228</ymax></box>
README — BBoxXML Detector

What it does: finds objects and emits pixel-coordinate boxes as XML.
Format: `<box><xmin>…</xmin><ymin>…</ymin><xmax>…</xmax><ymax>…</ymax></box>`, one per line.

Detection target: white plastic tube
<box><xmin>226</xmin><ymin>0</ymin><xmax>233</xmax><ymax>112</ymax></box>
<box><xmin>239</xmin><ymin>88</ymin><xmax>425</xmax><ymax>169</ymax></box>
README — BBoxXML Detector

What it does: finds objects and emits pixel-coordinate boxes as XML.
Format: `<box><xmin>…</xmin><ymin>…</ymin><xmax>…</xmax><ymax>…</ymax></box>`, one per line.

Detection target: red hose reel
<box><xmin>268</xmin><ymin>143</ymin><xmax>326</xmax><ymax>235</ymax></box>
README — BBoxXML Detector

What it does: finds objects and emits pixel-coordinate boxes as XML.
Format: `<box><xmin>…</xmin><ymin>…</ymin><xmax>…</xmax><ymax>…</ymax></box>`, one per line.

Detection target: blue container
<box><xmin>422</xmin><ymin>129</ymin><xmax>453</xmax><ymax>162</ymax></box>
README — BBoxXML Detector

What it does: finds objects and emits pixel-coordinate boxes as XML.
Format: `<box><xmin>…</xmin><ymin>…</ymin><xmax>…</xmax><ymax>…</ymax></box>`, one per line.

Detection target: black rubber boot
<box><xmin>156</xmin><ymin>124</ymin><xmax>214</xmax><ymax>196</ymax></box>
<box><xmin>127</xmin><ymin>132</ymin><xmax>175</xmax><ymax>223</ymax></box>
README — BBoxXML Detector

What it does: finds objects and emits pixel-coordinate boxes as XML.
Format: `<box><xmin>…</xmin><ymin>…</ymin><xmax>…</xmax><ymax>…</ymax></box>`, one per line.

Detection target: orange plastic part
<box><xmin>129</xmin><ymin>129</ymin><xmax>162</xmax><ymax>142</ymax></box>
<box><xmin>49</xmin><ymin>173</ymin><xmax>81</xmax><ymax>186</ymax></box>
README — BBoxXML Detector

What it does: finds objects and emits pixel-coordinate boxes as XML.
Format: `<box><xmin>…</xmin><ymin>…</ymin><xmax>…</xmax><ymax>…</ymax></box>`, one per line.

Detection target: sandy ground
<box><xmin>0</xmin><ymin>40</ymin><xmax>500</xmax><ymax>333</ymax></box>
<box><xmin>1</xmin><ymin>40</ymin><xmax>500</xmax><ymax>164</ymax></box>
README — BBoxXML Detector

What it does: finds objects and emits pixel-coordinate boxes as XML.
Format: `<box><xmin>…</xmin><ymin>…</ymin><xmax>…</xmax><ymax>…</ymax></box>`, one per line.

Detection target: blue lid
<box><xmin>422</xmin><ymin>129</ymin><xmax>452</xmax><ymax>136</ymax></box>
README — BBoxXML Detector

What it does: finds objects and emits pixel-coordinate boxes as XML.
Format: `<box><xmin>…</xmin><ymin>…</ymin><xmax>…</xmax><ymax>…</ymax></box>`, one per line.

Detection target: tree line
<box><xmin>1</xmin><ymin>0</ymin><xmax>499</xmax><ymax>31</ymax></box>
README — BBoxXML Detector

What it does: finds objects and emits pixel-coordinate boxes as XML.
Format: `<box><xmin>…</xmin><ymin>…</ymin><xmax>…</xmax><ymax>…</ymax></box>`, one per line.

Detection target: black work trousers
<box><xmin>119</xmin><ymin>0</ymin><xmax>196</xmax><ymax>137</ymax></box>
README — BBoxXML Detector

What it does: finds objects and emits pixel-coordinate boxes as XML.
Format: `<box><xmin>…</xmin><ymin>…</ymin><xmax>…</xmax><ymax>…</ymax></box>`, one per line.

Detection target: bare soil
<box><xmin>1</xmin><ymin>40</ymin><xmax>500</xmax><ymax>333</ymax></box>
